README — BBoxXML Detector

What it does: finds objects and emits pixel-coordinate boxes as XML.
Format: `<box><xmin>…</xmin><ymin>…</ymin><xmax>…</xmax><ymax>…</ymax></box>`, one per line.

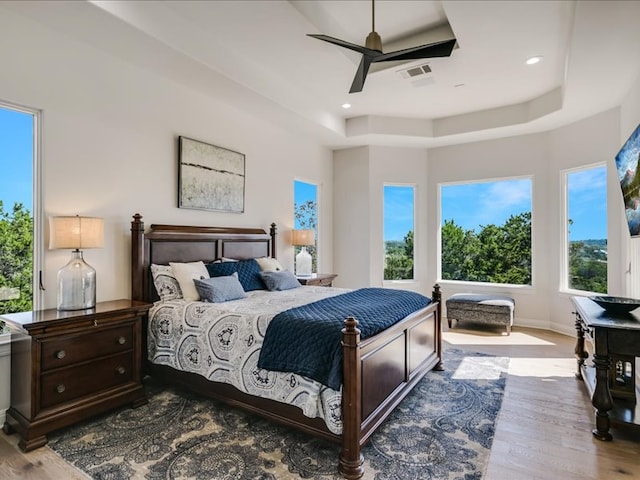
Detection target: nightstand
<box><xmin>297</xmin><ymin>273</ymin><xmax>338</xmax><ymax>287</ymax></box>
<box><xmin>1</xmin><ymin>299</ymin><xmax>151</xmax><ymax>451</ymax></box>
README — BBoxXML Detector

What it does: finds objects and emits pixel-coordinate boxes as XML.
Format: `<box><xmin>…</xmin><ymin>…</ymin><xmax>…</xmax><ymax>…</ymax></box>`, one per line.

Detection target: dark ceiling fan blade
<box><xmin>349</xmin><ymin>55</ymin><xmax>374</xmax><ymax>94</ymax></box>
<box><xmin>373</xmin><ymin>38</ymin><xmax>457</xmax><ymax>63</ymax></box>
<box><xmin>307</xmin><ymin>34</ymin><xmax>379</xmax><ymax>56</ymax></box>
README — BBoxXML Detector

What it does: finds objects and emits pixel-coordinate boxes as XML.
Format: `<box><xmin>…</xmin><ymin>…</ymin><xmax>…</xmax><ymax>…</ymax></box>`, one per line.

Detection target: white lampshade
<box><xmin>49</xmin><ymin>216</ymin><xmax>104</xmax><ymax>311</ymax></box>
<box><xmin>49</xmin><ymin>216</ymin><xmax>104</xmax><ymax>250</ymax></box>
<box><xmin>291</xmin><ymin>229</ymin><xmax>315</xmax><ymax>246</ymax></box>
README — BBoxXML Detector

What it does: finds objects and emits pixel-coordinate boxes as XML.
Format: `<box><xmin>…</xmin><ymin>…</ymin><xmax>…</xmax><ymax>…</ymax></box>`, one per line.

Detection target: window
<box><xmin>293</xmin><ymin>180</ymin><xmax>318</xmax><ymax>270</ymax></box>
<box><xmin>383</xmin><ymin>185</ymin><xmax>414</xmax><ymax>280</ymax></box>
<box><xmin>0</xmin><ymin>103</ymin><xmax>38</xmax><ymax>314</ymax></box>
<box><xmin>440</xmin><ymin>177</ymin><xmax>532</xmax><ymax>285</ymax></box>
<box><xmin>564</xmin><ymin>165</ymin><xmax>607</xmax><ymax>293</ymax></box>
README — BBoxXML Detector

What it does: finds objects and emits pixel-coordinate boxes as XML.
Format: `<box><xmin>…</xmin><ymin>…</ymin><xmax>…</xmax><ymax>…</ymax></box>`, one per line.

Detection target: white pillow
<box><xmin>169</xmin><ymin>261</ymin><xmax>210</xmax><ymax>301</ymax></box>
<box><xmin>255</xmin><ymin>257</ymin><xmax>284</xmax><ymax>272</ymax></box>
<box><xmin>150</xmin><ymin>264</ymin><xmax>183</xmax><ymax>301</ymax></box>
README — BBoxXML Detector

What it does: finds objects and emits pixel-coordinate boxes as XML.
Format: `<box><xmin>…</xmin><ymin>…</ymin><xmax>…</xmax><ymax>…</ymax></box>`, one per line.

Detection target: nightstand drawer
<box><xmin>41</xmin><ymin>324</ymin><xmax>134</xmax><ymax>371</ymax></box>
<box><xmin>40</xmin><ymin>351</ymin><xmax>134</xmax><ymax>409</ymax></box>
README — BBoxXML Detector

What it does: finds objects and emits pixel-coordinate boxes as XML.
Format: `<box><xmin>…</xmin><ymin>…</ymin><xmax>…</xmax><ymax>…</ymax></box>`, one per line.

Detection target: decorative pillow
<box><xmin>169</xmin><ymin>261</ymin><xmax>210</xmax><ymax>301</ymax></box>
<box><xmin>193</xmin><ymin>272</ymin><xmax>246</xmax><ymax>303</ymax></box>
<box><xmin>255</xmin><ymin>257</ymin><xmax>284</xmax><ymax>272</ymax></box>
<box><xmin>260</xmin><ymin>270</ymin><xmax>301</xmax><ymax>291</ymax></box>
<box><xmin>206</xmin><ymin>258</ymin><xmax>265</xmax><ymax>291</ymax></box>
<box><xmin>150</xmin><ymin>264</ymin><xmax>182</xmax><ymax>301</ymax></box>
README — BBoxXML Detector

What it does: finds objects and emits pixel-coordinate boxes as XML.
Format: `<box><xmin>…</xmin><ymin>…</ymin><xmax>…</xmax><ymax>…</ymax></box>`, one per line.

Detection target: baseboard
<box><xmin>513</xmin><ymin>317</ymin><xmax>549</xmax><ymax>331</ymax></box>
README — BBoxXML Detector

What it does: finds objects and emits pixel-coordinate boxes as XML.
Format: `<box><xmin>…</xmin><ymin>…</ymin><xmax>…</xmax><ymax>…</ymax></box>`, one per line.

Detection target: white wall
<box><xmin>428</xmin><ymin>132</ymin><xmax>553</xmax><ymax>330</ymax></box>
<box><xmin>333</xmin><ymin>147</ymin><xmax>371</xmax><ymax>288</ymax></box>
<box><xmin>619</xmin><ymin>74</ymin><xmax>640</xmax><ymax>298</ymax></box>
<box><xmin>333</xmin><ymin>146</ymin><xmax>431</xmax><ymax>294</ymax></box>
<box><xmin>547</xmin><ymin>109</ymin><xmax>622</xmax><ymax>333</ymax></box>
<box><xmin>335</xmin><ymin>107</ymin><xmax>636</xmax><ymax>336</ymax></box>
<box><xmin>0</xmin><ymin>7</ymin><xmax>333</xmax><ymax>309</ymax></box>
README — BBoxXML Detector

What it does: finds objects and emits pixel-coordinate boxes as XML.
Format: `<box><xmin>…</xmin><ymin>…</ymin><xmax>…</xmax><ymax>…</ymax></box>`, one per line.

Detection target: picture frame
<box><xmin>615</xmin><ymin>123</ymin><xmax>640</xmax><ymax>237</ymax></box>
<box><xmin>178</xmin><ymin>136</ymin><xmax>245</xmax><ymax>213</ymax></box>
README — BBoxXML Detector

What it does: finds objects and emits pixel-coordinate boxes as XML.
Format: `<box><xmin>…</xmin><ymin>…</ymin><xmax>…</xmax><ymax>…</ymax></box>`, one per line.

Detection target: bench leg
<box><xmin>506</xmin><ymin>323</ymin><xmax>511</xmax><ymax>335</ymax></box>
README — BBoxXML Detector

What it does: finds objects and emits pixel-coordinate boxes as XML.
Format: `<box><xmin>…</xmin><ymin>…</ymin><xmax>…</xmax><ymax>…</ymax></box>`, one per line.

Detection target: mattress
<box><xmin>147</xmin><ymin>286</ymin><xmax>349</xmax><ymax>434</ymax></box>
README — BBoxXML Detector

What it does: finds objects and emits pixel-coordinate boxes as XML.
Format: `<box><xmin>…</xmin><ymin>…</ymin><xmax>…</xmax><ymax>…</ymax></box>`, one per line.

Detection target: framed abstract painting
<box><xmin>178</xmin><ymin>136</ymin><xmax>245</xmax><ymax>213</ymax></box>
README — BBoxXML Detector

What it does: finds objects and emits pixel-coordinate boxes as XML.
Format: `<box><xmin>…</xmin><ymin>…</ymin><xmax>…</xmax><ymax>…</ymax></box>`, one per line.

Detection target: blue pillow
<box><xmin>206</xmin><ymin>259</ymin><xmax>265</xmax><ymax>291</ymax></box>
<box><xmin>193</xmin><ymin>273</ymin><xmax>246</xmax><ymax>303</ymax></box>
<box><xmin>260</xmin><ymin>270</ymin><xmax>301</xmax><ymax>291</ymax></box>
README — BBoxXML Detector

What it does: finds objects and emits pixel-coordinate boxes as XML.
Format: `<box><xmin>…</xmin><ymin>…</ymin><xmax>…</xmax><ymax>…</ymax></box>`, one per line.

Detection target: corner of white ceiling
<box><xmin>346</xmin><ymin>115</ymin><xmax>434</xmax><ymax>138</ymax></box>
<box><xmin>527</xmin><ymin>87</ymin><xmax>563</xmax><ymax>122</ymax></box>
<box><xmin>433</xmin><ymin>88</ymin><xmax>563</xmax><ymax>137</ymax></box>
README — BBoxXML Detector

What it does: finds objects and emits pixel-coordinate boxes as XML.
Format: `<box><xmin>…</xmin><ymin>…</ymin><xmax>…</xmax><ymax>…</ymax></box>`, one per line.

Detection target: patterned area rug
<box><xmin>49</xmin><ymin>348</ymin><xmax>508</xmax><ymax>480</ymax></box>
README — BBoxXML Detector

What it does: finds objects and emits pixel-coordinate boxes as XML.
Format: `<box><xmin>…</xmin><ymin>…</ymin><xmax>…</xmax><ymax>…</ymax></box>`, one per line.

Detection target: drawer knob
<box><xmin>116</xmin><ymin>366</ymin><xmax>126</xmax><ymax>375</ymax></box>
<box><xmin>117</xmin><ymin>336</ymin><xmax>126</xmax><ymax>345</ymax></box>
<box><xmin>55</xmin><ymin>350</ymin><xmax>66</xmax><ymax>359</ymax></box>
<box><xmin>56</xmin><ymin>384</ymin><xmax>66</xmax><ymax>394</ymax></box>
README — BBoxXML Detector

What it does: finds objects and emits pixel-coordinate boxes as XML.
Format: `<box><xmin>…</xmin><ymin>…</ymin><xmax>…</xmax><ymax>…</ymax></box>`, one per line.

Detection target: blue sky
<box><xmin>567</xmin><ymin>166</ymin><xmax>607</xmax><ymax>241</ymax></box>
<box><xmin>294</xmin><ymin>180</ymin><xmax>317</xmax><ymax>229</ymax></box>
<box><xmin>384</xmin><ymin>185</ymin><xmax>414</xmax><ymax>241</ymax></box>
<box><xmin>441</xmin><ymin>173</ymin><xmax>607</xmax><ymax>241</ymax></box>
<box><xmin>441</xmin><ymin>178</ymin><xmax>532</xmax><ymax>234</ymax></box>
<box><xmin>0</xmin><ymin>107</ymin><xmax>33</xmax><ymax>213</ymax></box>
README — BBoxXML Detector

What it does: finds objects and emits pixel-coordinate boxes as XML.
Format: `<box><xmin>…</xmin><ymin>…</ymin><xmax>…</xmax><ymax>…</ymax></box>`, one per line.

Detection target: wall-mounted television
<box><xmin>615</xmin><ymin>123</ymin><xmax>640</xmax><ymax>237</ymax></box>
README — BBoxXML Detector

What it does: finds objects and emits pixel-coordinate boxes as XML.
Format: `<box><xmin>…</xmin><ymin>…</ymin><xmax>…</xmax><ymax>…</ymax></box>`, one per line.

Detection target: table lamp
<box><xmin>49</xmin><ymin>215</ymin><xmax>104</xmax><ymax>310</ymax></box>
<box><xmin>291</xmin><ymin>229</ymin><xmax>314</xmax><ymax>277</ymax></box>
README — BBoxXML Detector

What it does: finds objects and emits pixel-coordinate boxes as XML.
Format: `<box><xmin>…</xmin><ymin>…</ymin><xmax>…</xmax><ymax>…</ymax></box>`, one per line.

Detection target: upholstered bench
<box><xmin>446</xmin><ymin>293</ymin><xmax>515</xmax><ymax>335</ymax></box>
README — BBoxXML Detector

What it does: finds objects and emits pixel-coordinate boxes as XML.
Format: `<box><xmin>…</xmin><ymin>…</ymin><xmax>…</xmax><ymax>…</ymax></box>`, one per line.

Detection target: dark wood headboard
<box><xmin>130</xmin><ymin>213</ymin><xmax>277</xmax><ymax>303</ymax></box>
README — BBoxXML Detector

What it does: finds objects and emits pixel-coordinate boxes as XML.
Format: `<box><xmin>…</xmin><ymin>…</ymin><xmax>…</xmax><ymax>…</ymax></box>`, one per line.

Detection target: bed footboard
<box><xmin>339</xmin><ymin>286</ymin><xmax>441</xmax><ymax>479</ymax></box>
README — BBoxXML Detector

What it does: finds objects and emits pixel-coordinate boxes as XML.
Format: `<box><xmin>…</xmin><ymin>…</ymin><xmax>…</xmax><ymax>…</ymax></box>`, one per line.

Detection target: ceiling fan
<box><xmin>308</xmin><ymin>0</ymin><xmax>457</xmax><ymax>94</ymax></box>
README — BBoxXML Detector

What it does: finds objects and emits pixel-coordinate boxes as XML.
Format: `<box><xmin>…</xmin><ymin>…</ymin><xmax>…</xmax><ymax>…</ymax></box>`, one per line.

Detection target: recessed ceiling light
<box><xmin>526</xmin><ymin>56</ymin><xmax>543</xmax><ymax>65</ymax></box>
<box><xmin>342</xmin><ymin>103</ymin><xmax>351</xmax><ymax>109</ymax></box>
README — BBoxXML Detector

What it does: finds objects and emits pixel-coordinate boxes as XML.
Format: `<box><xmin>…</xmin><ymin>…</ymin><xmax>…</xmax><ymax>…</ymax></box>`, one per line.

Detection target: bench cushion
<box><xmin>446</xmin><ymin>293</ymin><xmax>515</xmax><ymax>333</ymax></box>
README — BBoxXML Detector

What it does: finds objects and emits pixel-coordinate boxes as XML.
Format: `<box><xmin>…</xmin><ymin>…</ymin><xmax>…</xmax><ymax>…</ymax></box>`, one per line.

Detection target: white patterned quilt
<box><xmin>147</xmin><ymin>286</ymin><xmax>349</xmax><ymax>434</ymax></box>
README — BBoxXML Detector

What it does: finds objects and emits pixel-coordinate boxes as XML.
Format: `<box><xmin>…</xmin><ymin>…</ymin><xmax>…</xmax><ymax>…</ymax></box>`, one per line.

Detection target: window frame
<box><xmin>560</xmin><ymin>162</ymin><xmax>608</xmax><ymax>295</ymax></box>
<box><xmin>437</xmin><ymin>175</ymin><xmax>534</xmax><ymax>288</ymax></box>
<box><xmin>293</xmin><ymin>178</ymin><xmax>319</xmax><ymax>271</ymax></box>
<box><xmin>0</xmin><ymin>100</ymin><xmax>43</xmax><ymax>311</ymax></box>
<box><xmin>382</xmin><ymin>183</ymin><xmax>416</xmax><ymax>283</ymax></box>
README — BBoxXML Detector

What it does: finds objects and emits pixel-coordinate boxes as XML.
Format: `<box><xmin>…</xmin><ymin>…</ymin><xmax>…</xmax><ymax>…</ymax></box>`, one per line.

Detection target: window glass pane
<box><xmin>294</xmin><ymin>180</ymin><xmax>318</xmax><ymax>272</ymax></box>
<box><xmin>384</xmin><ymin>185</ymin><xmax>414</xmax><ymax>280</ymax></box>
<box><xmin>567</xmin><ymin>166</ymin><xmax>607</xmax><ymax>293</ymax></box>
<box><xmin>0</xmin><ymin>106</ymin><xmax>34</xmax><ymax>314</ymax></box>
<box><xmin>440</xmin><ymin>178</ymin><xmax>532</xmax><ymax>285</ymax></box>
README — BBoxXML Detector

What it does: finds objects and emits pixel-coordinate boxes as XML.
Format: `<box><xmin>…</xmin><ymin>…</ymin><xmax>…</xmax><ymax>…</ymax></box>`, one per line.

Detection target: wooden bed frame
<box><xmin>130</xmin><ymin>214</ymin><xmax>442</xmax><ymax>479</ymax></box>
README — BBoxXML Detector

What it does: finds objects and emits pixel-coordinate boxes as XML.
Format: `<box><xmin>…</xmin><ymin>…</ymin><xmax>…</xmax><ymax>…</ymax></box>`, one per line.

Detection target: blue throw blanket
<box><xmin>257</xmin><ymin>288</ymin><xmax>432</xmax><ymax>390</ymax></box>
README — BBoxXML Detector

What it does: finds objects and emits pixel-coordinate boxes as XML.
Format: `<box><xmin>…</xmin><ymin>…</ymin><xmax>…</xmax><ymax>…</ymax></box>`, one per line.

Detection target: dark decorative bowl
<box><xmin>589</xmin><ymin>296</ymin><xmax>640</xmax><ymax>314</ymax></box>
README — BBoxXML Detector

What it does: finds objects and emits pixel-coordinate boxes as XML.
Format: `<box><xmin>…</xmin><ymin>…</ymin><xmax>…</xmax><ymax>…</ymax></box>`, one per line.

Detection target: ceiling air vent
<box><xmin>398</xmin><ymin>63</ymin><xmax>432</xmax><ymax>79</ymax></box>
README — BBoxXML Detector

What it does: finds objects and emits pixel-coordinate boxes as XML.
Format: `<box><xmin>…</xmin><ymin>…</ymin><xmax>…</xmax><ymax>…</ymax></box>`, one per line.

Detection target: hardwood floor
<box><xmin>1</xmin><ymin>326</ymin><xmax>638</xmax><ymax>479</ymax></box>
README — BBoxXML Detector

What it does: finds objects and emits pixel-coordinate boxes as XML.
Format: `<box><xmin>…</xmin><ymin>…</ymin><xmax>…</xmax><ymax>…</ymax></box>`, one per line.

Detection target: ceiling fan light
<box><xmin>365</xmin><ymin>31</ymin><xmax>382</xmax><ymax>52</ymax></box>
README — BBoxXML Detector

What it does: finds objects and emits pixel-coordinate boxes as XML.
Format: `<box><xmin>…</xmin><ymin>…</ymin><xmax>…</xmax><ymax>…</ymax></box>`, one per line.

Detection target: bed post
<box><xmin>131</xmin><ymin>214</ymin><xmax>145</xmax><ymax>301</ymax></box>
<box><xmin>269</xmin><ymin>223</ymin><xmax>277</xmax><ymax>259</ymax></box>
<box><xmin>340</xmin><ymin>317</ymin><xmax>364</xmax><ymax>479</ymax></box>
<box><xmin>432</xmin><ymin>283</ymin><xmax>444</xmax><ymax>371</ymax></box>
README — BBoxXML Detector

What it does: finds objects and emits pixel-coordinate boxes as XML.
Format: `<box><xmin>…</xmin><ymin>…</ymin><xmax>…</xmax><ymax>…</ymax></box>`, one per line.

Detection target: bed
<box><xmin>130</xmin><ymin>214</ymin><xmax>442</xmax><ymax>479</ymax></box>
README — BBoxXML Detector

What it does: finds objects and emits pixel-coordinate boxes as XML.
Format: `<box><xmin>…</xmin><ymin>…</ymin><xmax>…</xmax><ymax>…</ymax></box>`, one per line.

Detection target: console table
<box><xmin>572</xmin><ymin>296</ymin><xmax>640</xmax><ymax>440</ymax></box>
